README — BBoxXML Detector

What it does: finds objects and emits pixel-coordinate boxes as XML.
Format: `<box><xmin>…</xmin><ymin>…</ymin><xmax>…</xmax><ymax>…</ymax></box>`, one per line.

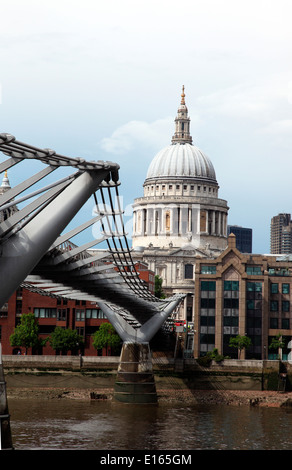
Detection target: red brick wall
<box><xmin>0</xmin><ymin>288</ymin><xmax>111</xmax><ymax>356</ymax></box>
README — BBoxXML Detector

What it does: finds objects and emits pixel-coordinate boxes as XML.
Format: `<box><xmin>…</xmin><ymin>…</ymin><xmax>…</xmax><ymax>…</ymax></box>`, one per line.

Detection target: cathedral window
<box><xmin>165</xmin><ymin>211</ymin><xmax>170</xmax><ymax>232</ymax></box>
<box><xmin>200</xmin><ymin>211</ymin><xmax>207</xmax><ymax>232</ymax></box>
<box><xmin>184</xmin><ymin>264</ymin><xmax>193</xmax><ymax>279</ymax></box>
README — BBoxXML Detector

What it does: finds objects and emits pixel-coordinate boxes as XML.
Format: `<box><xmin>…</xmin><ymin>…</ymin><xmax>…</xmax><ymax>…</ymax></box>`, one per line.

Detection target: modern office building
<box><xmin>270</xmin><ymin>213</ymin><xmax>292</xmax><ymax>254</ymax></box>
<box><xmin>194</xmin><ymin>233</ymin><xmax>292</xmax><ymax>359</ymax></box>
<box><xmin>227</xmin><ymin>225</ymin><xmax>252</xmax><ymax>253</ymax></box>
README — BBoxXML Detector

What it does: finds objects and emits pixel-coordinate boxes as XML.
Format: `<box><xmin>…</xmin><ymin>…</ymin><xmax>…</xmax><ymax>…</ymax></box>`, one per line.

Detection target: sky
<box><xmin>1</xmin><ymin>0</ymin><xmax>292</xmax><ymax>254</ymax></box>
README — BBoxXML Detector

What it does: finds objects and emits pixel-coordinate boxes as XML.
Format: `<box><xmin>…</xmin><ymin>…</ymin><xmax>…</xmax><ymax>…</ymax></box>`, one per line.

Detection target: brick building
<box><xmin>194</xmin><ymin>234</ymin><xmax>292</xmax><ymax>360</ymax></box>
<box><xmin>0</xmin><ymin>262</ymin><xmax>155</xmax><ymax>356</ymax></box>
<box><xmin>0</xmin><ymin>288</ymin><xmax>109</xmax><ymax>355</ymax></box>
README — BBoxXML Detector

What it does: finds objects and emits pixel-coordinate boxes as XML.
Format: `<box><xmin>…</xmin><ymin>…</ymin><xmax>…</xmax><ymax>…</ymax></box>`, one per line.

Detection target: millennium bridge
<box><xmin>0</xmin><ymin>133</ymin><xmax>184</xmax><ymax>449</ymax></box>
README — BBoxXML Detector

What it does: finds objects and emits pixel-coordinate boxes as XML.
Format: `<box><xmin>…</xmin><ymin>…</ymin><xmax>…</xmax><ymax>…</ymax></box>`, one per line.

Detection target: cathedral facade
<box><xmin>131</xmin><ymin>88</ymin><xmax>229</xmax><ymax>324</ymax></box>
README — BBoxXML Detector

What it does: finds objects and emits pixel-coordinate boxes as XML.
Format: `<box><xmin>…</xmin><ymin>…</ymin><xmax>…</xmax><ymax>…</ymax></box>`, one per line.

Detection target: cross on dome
<box><xmin>181</xmin><ymin>85</ymin><xmax>185</xmax><ymax>105</ymax></box>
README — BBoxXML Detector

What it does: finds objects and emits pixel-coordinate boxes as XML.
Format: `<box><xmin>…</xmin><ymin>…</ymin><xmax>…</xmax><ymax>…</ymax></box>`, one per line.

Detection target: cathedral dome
<box><xmin>145</xmin><ymin>142</ymin><xmax>217</xmax><ymax>183</ymax></box>
<box><xmin>144</xmin><ymin>86</ymin><xmax>217</xmax><ymax>185</ymax></box>
<box><xmin>132</xmin><ymin>87</ymin><xmax>228</xmax><ymax>253</ymax></box>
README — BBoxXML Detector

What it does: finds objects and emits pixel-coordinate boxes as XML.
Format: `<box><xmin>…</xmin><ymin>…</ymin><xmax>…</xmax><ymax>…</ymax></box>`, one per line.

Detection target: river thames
<box><xmin>7</xmin><ymin>398</ymin><xmax>292</xmax><ymax>451</ymax></box>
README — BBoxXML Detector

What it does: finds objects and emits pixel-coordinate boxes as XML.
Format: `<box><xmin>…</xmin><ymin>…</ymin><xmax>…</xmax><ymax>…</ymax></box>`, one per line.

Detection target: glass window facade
<box><xmin>282</xmin><ymin>301</ymin><xmax>290</xmax><ymax>312</ymax></box>
<box><xmin>246</xmin><ymin>266</ymin><xmax>262</xmax><ymax>275</ymax></box>
<box><xmin>271</xmin><ymin>283</ymin><xmax>279</xmax><ymax>294</ymax></box>
<box><xmin>201</xmin><ymin>281</ymin><xmax>216</xmax><ymax>291</ymax></box>
<box><xmin>282</xmin><ymin>318</ymin><xmax>290</xmax><ymax>329</ymax></box>
<box><xmin>75</xmin><ymin>309</ymin><xmax>85</xmax><ymax>321</ymax></box>
<box><xmin>200</xmin><ymin>280</ymin><xmax>216</xmax><ymax>355</ymax></box>
<box><xmin>270</xmin><ymin>301</ymin><xmax>278</xmax><ymax>311</ymax></box>
<box><xmin>197</xmin><ymin>252</ymin><xmax>292</xmax><ymax>360</ymax></box>
<box><xmin>201</xmin><ymin>266</ymin><xmax>216</xmax><ymax>274</ymax></box>
<box><xmin>223</xmin><ymin>280</ymin><xmax>239</xmax><ymax>358</ymax></box>
<box><xmin>57</xmin><ymin>309</ymin><xmax>67</xmax><ymax>321</ymax></box>
<box><xmin>270</xmin><ymin>318</ymin><xmax>278</xmax><ymax>329</ymax></box>
<box><xmin>34</xmin><ymin>308</ymin><xmax>57</xmax><ymax>318</ymax></box>
<box><xmin>86</xmin><ymin>309</ymin><xmax>106</xmax><ymax>319</ymax></box>
<box><xmin>282</xmin><ymin>283</ymin><xmax>290</xmax><ymax>294</ymax></box>
<box><xmin>246</xmin><ymin>281</ymin><xmax>262</xmax><ymax>359</ymax></box>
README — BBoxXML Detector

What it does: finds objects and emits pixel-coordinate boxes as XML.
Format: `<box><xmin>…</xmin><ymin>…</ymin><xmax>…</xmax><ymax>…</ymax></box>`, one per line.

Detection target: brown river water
<box><xmin>7</xmin><ymin>398</ymin><xmax>292</xmax><ymax>451</ymax></box>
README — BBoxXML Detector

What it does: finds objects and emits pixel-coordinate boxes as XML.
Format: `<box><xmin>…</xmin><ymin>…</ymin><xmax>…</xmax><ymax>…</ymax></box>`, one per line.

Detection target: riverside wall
<box><xmin>2</xmin><ymin>355</ymin><xmax>291</xmax><ymax>393</ymax></box>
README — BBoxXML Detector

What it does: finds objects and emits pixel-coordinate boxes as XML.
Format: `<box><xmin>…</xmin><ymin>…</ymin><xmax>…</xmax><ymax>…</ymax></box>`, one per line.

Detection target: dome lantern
<box><xmin>171</xmin><ymin>85</ymin><xmax>192</xmax><ymax>145</ymax></box>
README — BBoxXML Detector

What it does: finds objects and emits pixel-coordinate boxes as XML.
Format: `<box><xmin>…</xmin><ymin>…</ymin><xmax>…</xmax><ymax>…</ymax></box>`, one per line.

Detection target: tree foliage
<box><xmin>9</xmin><ymin>313</ymin><xmax>46</xmax><ymax>354</ymax></box>
<box><xmin>269</xmin><ymin>333</ymin><xmax>285</xmax><ymax>359</ymax></box>
<box><xmin>154</xmin><ymin>275</ymin><xmax>165</xmax><ymax>298</ymax></box>
<box><xmin>92</xmin><ymin>323</ymin><xmax>121</xmax><ymax>355</ymax></box>
<box><xmin>49</xmin><ymin>327</ymin><xmax>84</xmax><ymax>355</ymax></box>
<box><xmin>197</xmin><ymin>348</ymin><xmax>225</xmax><ymax>366</ymax></box>
<box><xmin>229</xmin><ymin>335</ymin><xmax>252</xmax><ymax>359</ymax></box>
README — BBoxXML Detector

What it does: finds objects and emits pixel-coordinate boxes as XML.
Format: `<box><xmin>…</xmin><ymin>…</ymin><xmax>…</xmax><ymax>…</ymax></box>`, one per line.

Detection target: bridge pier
<box><xmin>114</xmin><ymin>342</ymin><xmax>157</xmax><ymax>404</ymax></box>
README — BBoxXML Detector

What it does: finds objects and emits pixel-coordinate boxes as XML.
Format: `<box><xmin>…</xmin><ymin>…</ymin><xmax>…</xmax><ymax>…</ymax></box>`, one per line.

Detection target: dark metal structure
<box><xmin>0</xmin><ymin>133</ymin><xmax>184</xmax><ymax>447</ymax></box>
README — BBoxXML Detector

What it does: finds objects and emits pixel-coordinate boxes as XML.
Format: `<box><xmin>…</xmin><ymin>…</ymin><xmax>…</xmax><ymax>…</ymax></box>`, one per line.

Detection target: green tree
<box><xmin>49</xmin><ymin>327</ymin><xmax>84</xmax><ymax>355</ymax></box>
<box><xmin>229</xmin><ymin>335</ymin><xmax>252</xmax><ymax>359</ymax></box>
<box><xmin>9</xmin><ymin>313</ymin><xmax>46</xmax><ymax>354</ymax></box>
<box><xmin>92</xmin><ymin>323</ymin><xmax>121</xmax><ymax>355</ymax></box>
<box><xmin>154</xmin><ymin>275</ymin><xmax>165</xmax><ymax>298</ymax></box>
<box><xmin>269</xmin><ymin>333</ymin><xmax>285</xmax><ymax>360</ymax></box>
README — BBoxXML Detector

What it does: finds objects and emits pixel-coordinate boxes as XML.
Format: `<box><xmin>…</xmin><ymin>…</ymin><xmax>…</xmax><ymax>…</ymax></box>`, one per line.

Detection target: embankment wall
<box><xmin>2</xmin><ymin>356</ymin><xmax>291</xmax><ymax>392</ymax></box>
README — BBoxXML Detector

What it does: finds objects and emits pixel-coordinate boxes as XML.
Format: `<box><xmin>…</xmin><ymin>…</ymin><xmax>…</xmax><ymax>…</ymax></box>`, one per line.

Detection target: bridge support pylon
<box><xmin>114</xmin><ymin>342</ymin><xmax>157</xmax><ymax>405</ymax></box>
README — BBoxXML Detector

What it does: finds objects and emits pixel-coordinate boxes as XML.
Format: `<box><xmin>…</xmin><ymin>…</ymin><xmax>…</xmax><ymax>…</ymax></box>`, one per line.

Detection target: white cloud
<box><xmin>196</xmin><ymin>77</ymin><xmax>291</xmax><ymax>121</ymax></box>
<box><xmin>258</xmin><ymin>119</ymin><xmax>292</xmax><ymax>135</ymax></box>
<box><xmin>100</xmin><ymin>118</ymin><xmax>173</xmax><ymax>155</ymax></box>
